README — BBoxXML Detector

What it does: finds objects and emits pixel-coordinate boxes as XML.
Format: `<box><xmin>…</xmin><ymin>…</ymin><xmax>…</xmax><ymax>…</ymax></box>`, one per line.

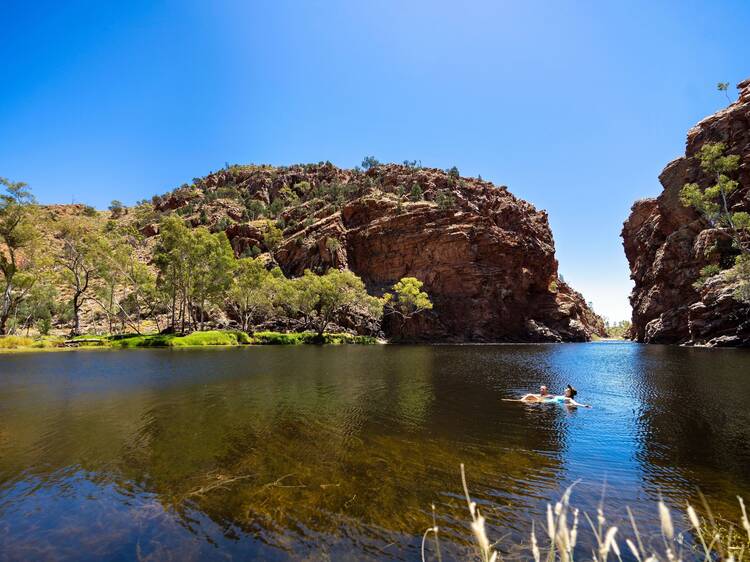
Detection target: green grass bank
<box><xmin>0</xmin><ymin>330</ymin><xmax>378</xmax><ymax>352</ymax></box>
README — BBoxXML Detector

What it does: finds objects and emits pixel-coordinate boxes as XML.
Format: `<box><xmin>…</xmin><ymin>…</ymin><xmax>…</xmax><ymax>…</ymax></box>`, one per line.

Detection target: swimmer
<box><xmin>557</xmin><ymin>385</ymin><xmax>591</xmax><ymax>408</ymax></box>
<box><xmin>502</xmin><ymin>385</ymin><xmax>552</xmax><ymax>402</ymax></box>
<box><xmin>504</xmin><ymin>384</ymin><xmax>591</xmax><ymax>408</ymax></box>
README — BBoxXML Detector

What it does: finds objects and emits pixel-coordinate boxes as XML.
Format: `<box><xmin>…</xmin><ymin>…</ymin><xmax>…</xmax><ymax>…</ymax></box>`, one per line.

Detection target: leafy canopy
<box><xmin>289</xmin><ymin>269</ymin><xmax>383</xmax><ymax>336</ymax></box>
<box><xmin>227</xmin><ymin>257</ymin><xmax>286</xmax><ymax>332</ymax></box>
<box><xmin>384</xmin><ymin>277</ymin><xmax>433</xmax><ymax>319</ymax></box>
<box><xmin>680</xmin><ymin>142</ymin><xmax>750</xmax><ymax>302</ymax></box>
<box><xmin>680</xmin><ymin>142</ymin><xmax>749</xmax><ymax>248</ymax></box>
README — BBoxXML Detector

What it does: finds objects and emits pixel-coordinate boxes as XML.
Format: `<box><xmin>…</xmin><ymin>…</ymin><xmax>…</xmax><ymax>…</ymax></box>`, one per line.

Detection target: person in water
<box><xmin>518</xmin><ymin>385</ymin><xmax>551</xmax><ymax>402</ymax></box>
<box><xmin>512</xmin><ymin>384</ymin><xmax>591</xmax><ymax>408</ymax></box>
<box><xmin>557</xmin><ymin>385</ymin><xmax>591</xmax><ymax>408</ymax></box>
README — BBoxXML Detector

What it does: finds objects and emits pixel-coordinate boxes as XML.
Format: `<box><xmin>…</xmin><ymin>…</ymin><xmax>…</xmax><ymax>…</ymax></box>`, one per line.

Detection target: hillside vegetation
<box><xmin>1</xmin><ymin>159</ymin><xmax>604</xmax><ymax>342</ymax></box>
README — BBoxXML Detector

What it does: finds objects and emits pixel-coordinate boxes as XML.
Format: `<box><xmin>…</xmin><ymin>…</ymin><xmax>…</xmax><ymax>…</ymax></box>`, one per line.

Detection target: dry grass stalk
<box><xmin>421</xmin><ymin>468</ymin><xmax>750</xmax><ymax>562</ymax></box>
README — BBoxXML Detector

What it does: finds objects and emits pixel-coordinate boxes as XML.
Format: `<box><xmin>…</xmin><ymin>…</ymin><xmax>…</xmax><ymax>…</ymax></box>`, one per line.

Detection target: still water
<box><xmin>1</xmin><ymin>342</ymin><xmax>749</xmax><ymax>561</ymax></box>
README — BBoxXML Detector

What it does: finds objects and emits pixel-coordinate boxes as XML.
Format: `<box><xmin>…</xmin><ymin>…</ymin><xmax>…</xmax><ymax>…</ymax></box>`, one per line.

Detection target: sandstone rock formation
<box><xmin>622</xmin><ymin>79</ymin><xmax>750</xmax><ymax>346</ymax></box>
<box><xmin>152</xmin><ymin>163</ymin><xmax>605</xmax><ymax>342</ymax></box>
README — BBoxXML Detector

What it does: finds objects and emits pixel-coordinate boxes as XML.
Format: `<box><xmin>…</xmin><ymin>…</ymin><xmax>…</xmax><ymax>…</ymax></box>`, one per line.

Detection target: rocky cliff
<box><xmin>622</xmin><ymin>79</ymin><xmax>750</xmax><ymax>346</ymax></box>
<box><xmin>148</xmin><ymin>163</ymin><xmax>605</xmax><ymax>341</ymax></box>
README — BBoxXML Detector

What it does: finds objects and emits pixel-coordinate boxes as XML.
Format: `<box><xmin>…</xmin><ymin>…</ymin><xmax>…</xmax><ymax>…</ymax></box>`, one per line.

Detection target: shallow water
<box><xmin>1</xmin><ymin>342</ymin><xmax>749</xmax><ymax>560</ymax></box>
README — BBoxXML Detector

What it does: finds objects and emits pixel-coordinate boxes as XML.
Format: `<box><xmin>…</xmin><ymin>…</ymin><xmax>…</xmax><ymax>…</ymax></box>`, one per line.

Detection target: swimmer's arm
<box><xmin>566</xmin><ymin>398</ymin><xmax>592</xmax><ymax>408</ymax></box>
<box><xmin>503</xmin><ymin>394</ymin><xmax>538</xmax><ymax>402</ymax></box>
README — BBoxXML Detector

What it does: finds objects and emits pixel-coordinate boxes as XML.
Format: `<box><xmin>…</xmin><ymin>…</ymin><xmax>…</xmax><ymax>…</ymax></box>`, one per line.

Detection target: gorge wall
<box><xmin>148</xmin><ymin>163</ymin><xmax>605</xmax><ymax>342</ymax></box>
<box><xmin>622</xmin><ymin>79</ymin><xmax>750</xmax><ymax>346</ymax></box>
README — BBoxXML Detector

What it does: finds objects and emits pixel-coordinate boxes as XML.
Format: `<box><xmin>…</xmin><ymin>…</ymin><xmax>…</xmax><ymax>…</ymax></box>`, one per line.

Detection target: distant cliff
<box><xmin>622</xmin><ymin>79</ymin><xmax>750</xmax><ymax>346</ymax></box>
<box><xmin>146</xmin><ymin>163</ymin><xmax>605</xmax><ymax>341</ymax></box>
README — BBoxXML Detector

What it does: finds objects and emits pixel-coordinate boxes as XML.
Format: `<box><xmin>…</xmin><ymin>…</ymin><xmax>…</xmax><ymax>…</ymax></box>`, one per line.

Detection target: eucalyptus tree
<box><xmin>680</xmin><ymin>142</ymin><xmax>749</xmax><ymax>254</ymax></box>
<box><xmin>56</xmin><ymin>217</ymin><xmax>105</xmax><ymax>336</ymax></box>
<box><xmin>189</xmin><ymin>227</ymin><xmax>234</xmax><ymax>331</ymax></box>
<box><xmin>681</xmin><ymin>142</ymin><xmax>750</xmax><ymax>301</ymax></box>
<box><xmin>155</xmin><ymin>216</ymin><xmax>235</xmax><ymax>332</ymax></box>
<box><xmin>288</xmin><ymin>268</ymin><xmax>383</xmax><ymax>338</ymax></box>
<box><xmin>226</xmin><ymin>258</ymin><xmax>286</xmax><ymax>332</ymax></box>
<box><xmin>383</xmin><ymin>276</ymin><xmax>433</xmax><ymax>333</ymax></box>
<box><xmin>0</xmin><ymin>178</ymin><xmax>38</xmax><ymax>334</ymax></box>
<box><xmin>154</xmin><ymin>215</ymin><xmax>192</xmax><ymax>332</ymax></box>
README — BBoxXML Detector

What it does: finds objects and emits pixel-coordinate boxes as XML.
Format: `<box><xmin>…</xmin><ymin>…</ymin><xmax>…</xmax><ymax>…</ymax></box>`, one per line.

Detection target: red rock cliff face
<box><xmin>622</xmin><ymin>79</ymin><xmax>750</xmax><ymax>346</ymax></box>
<box><xmin>154</xmin><ymin>164</ymin><xmax>605</xmax><ymax>342</ymax></box>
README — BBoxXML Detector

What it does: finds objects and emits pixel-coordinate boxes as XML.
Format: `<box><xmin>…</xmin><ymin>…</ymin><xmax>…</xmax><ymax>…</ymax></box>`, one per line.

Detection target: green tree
<box><xmin>155</xmin><ymin>217</ymin><xmax>235</xmax><ymax>332</ymax></box>
<box><xmin>384</xmin><ymin>277</ymin><xmax>433</xmax><ymax>323</ymax></box>
<box><xmin>245</xmin><ymin>199</ymin><xmax>266</xmax><ymax>220</ymax></box>
<box><xmin>154</xmin><ymin>215</ymin><xmax>192</xmax><ymax>332</ymax></box>
<box><xmin>435</xmin><ymin>191</ymin><xmax>456</xmax><ymax>211</ymax></box>
<box><xmin>56</xmin><ymin>218</ymin><xmax>104</xmax><ymax>336</ymax></box>
<box><xmin>109</xmin><ymin>200</ymin><xmax>125</xmax><ymax>219</ymax></box>
<box><xmin>288</xmin><ymin>269</ymin><xmax>383</xmax><ymax>337</ymax></box>
<box><xmin>361</xmin><ymin>156</ymin><xmax>380</xmax><ymax>170</ymax></box>
<box><xmin>119</xmin><ymin>261</ymin><xmax>161</xmax><ymax>332</ymax></box>
<box><xmin>717</xmin><ymin>82</ymin><xmax>730</xmax><ymax>102</ymax></box>
<box><xmin>680</xmin><ymin>142</ymin><xmax>750</xmax><ymax>302</ymax></box>
<box><xmin>16</xmin><ymin>280</ymin><xmax>57</xmax><ymax>336</ymax></box>
<box><xmin>189</xmin><ymin>228</ymin><xmax>235</xmax><ymax>330</ymax></box>
<box><xmin>605</xmin><ymin>320</ymin><xmax>632</xmax><ymax>339</ymax></box>
<box><xmin>227</xmin><ymin>258</ymin><xmax>286</xmax><ymax>332</ymax></box>
<box><xmin>727</xmin><ymin>255</ymin><xmax>750</xmax><ymax>302</ymax></box>
<box><xmin>325</xmin><ymin>237</ymin><xmax>341</xmax><ymax>254</ymax></box>
<box><xmin>263</xmin><ymin>220</ymin><xmax>283</xmax><ymax>252</ymax></box>
<box><xmin>84</xmin><ymin>228</ymin><xmax>154</xmax><ymax>334</ymax></box>
<box><xmin>395</xmin><ymin>184</ymin><xmax>406</xmax><ymax>211</ymax></box>
<box><xmin>91</xmin><ymin>234</ymin><xmax>123</xmax><ymax>334</ymax></box>
<box><xmin>0</xmin><ymin>178</ymin><xmax>37</xmax><ymax>334</ymax></box>
<box><xmin>680</xmin><ymin>142</ymin><xmax>749</xmax><ymax>254</ymax></box>
<box><xmin>409</xmin><ymin>182</ymin><xmax>423</xmax><ymax>202</ymax></box>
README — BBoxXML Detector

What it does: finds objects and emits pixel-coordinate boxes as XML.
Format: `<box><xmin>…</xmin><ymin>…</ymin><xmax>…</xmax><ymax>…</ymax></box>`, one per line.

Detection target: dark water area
<box><xmin>1</xmin><ymin>342</ymin><xmax>749</xmax><ymax>561</ymax></box>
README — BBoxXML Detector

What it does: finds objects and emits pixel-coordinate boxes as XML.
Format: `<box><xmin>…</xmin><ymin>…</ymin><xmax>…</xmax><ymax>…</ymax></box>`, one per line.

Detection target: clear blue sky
<box><xmin>2</xmin><ymin>0</ymin><xmax>749</xmax><ymax>322</ymax></box>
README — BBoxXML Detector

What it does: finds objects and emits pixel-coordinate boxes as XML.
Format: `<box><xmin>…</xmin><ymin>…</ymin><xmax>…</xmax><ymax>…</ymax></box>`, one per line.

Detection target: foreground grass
<box><xmin>425</xmin><ymin>465</ymin><xmax>750</xmax><ymax>562</ymax></box>
<box><xmin>0</xmin><ymin>330</ymin><xmax>377</xmax><ymax>352</ymax></box>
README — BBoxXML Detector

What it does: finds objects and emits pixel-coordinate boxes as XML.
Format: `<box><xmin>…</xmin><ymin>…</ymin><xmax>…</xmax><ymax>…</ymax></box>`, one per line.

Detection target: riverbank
<box><xmin>0</xmin><ymin>330</ymin><xmax>378</xmax><ymax>353</ymax></box>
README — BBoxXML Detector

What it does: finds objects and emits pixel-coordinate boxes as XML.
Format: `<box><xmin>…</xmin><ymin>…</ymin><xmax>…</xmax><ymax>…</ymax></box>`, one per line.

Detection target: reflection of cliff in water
<box><xmin>0</xmin><ymin>347</ymin><xmax>570</xmax><ymax>558</ymax></box>
<box><xmin>629</xmin><ymin>345</ymin><xmax>750</xmax><ymax>514</ymax></box>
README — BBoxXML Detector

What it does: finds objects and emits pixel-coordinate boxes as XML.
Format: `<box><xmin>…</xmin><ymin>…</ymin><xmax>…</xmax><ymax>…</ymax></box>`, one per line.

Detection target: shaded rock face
<box><xmin>622</xmin><ymin>79</ymin><xmax>750</xmax><ymax>346</ymax></box>
<box><xmin>154</xmin><ymin>163</ymin><xmax>605</xmax><ymax>342</ymax></box>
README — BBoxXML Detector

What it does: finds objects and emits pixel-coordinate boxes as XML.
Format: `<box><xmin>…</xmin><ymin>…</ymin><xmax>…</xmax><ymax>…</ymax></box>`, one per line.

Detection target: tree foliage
<box><xmin>154</xmin><ymin>215</ymin><xmax>234</xmax><ymax>332</ymax></box>
<box><xmin>361</xmin><ymin>156</ymin><xmax>380</xmax><ymax>170</ymax></box>
<box><xmin>717</xmin><ymin>81</ymin><xmax>730</xmax><ymax>102</ymax></box>
<box><xmin>680</xmin><ymin>143</ymin><xmax>748</xmax><ymax>246</ymax></box>
<box><xmin>288</xmin><ymin>269</ymin><xmax>383</xmax><ymax>337</ymax></box>
<box><xmin>56</xmin><ymin>218</ymin><xmax>104</xmax><ymax>336</ymax></box>
<box><xmin>0</xmin><ymin>173</ymin><xmax>437</xmax><ymax>338</ymax></box>
<box><xmin>227</xmin><ymin>258</ymin><xmax>285</xmax><ymax>332</ymax></box>
<box><xmin>384</xmin><ymin>277</ymin><xmax>433</xmax><ymax>320</ymax></box>
<box><xmin>262</xmin><ymin>220</ymin><xmax>283</xmax><ymax>252</ymax></box>
<box><xmin>680</xmin><ymin>142</ymin><xmax>750</xmax><ymax>301</ymax></box>
<box><xmin>0</xmin><ymin>178</ymin><xmax>38</xmax><ymax>334</ymax></box>
<box><xmin>109</xmin><ymin>200</ymin><xmax>125</xmax><ymax>218</ymax></box>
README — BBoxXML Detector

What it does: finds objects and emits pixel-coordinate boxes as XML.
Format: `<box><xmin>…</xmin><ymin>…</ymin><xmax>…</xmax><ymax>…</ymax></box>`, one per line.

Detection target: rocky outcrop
<box><xmin>152</xmin><ymin>163</ymin><xmax>605</xmax><ymax>342</ymax></box>
<box><xmin>622</xmin><ymin>79</ymin><xmax>750</xmax><ymax>346</ymax></box>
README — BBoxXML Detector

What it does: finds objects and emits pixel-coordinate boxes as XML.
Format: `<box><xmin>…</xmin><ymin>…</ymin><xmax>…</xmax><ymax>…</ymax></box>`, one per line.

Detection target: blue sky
<box><xmin>2</xmin><ymin>0</ymin><xmax>749</xmax><ymax>322</ymax></box>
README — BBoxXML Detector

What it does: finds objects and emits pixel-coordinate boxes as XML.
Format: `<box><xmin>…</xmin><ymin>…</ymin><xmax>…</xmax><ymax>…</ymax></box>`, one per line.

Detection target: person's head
<box><xmin>540</xmin><ymin>385</ymin><xmax>549</xmax><ymax>396</ymax></box>
<box><xmin>565</xmin><ymin>385</ymin><xmax>578</xmax><ymax>398</ymax></box>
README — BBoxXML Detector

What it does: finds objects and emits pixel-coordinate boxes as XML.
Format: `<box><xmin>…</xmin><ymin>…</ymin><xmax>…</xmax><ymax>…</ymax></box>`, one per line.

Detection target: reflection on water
<box><xmin>1</xmin><ymin>343</ymin><xmax>749</xmax><ymax>560</ymax></box>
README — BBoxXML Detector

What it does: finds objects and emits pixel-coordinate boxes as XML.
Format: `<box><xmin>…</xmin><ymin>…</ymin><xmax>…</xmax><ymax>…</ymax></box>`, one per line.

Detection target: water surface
<box><xmin>1</xmin><ymin>342</ymin><xmax>749</xmax><ymax>560</ymax></box>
